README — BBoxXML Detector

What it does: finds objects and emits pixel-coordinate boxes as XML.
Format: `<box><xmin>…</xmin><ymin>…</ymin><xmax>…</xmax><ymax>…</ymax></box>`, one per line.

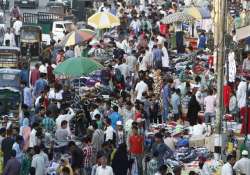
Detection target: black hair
<box><xmin>61</xmin><ymin>120</ymin><xmax>68</xmax><ymax>127</ymax></box>
<box><xmin>11</xmin><ymin>150</ymin><xmax>16</xmax><ymax>157</ymax></box>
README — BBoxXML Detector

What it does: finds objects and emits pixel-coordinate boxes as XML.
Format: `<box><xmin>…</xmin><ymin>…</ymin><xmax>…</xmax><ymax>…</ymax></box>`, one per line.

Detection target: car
<box><xmin>14</xmin><ymin>0</ymin><xmax>39</xmax><ymax>9</ymax></box>
<box><xmin>0</xmin><ymin>68</ymin><xmax>21</xmax><ymax>115</ymax></box>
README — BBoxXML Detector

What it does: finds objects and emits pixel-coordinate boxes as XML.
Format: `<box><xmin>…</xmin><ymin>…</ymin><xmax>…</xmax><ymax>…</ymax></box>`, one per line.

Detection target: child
<box><xmin>147</xmin><ymin>151</ymin><xmax>159</xmax><ymax>175</ymax></box>
<box><xmin>116</xmin><ymin>121</ymin><xmax>125</xmax><ymax>146</ymax></box>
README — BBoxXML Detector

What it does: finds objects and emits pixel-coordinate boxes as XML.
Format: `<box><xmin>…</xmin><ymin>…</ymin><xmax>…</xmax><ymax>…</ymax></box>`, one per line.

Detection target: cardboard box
<box><xmin>189</xmin><ymin>136</ymin><xmax>205</xmax><ymax>147</ymax></box>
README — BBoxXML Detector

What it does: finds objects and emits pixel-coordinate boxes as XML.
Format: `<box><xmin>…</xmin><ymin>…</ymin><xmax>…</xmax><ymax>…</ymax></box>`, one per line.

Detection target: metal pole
<box><xmin>214</xmin><ymin>0</ymin><xmax>227</xmax><ymax>159</ymax></box>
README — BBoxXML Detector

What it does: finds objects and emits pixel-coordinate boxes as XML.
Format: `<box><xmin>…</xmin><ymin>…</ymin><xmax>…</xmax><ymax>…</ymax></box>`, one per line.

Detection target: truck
<box><xmin>22</xmin><ymin>12</ymin><xmax>74</xmax><ymax>44</ymax></box>
<box><xmin>14</xmin><ymin>0</ymin><xmax>39</xmax><ymax>9</ymax></box>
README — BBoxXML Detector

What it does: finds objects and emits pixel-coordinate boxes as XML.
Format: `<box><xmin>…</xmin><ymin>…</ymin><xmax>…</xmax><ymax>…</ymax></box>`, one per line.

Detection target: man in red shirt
<box><xmin>129</xmin><ymin>126</ymin><xmax>144</xmax><ymax>175</ymax></box>
<box><xmin>30</xmin><ymin>63</ymin><xmax>40</xmax><ymax>87</ymax></box>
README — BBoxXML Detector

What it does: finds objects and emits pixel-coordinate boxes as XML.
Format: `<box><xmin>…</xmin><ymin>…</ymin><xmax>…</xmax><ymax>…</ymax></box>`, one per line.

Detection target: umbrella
<box><xmin>53</xmin><ymin>57</ymin><xmax>103</xmax><ymax>77</ymax></box>
<box><xmin>184</xmin><ymin>7</ymin><xmax>211</xmax><ymax>20</ymax></box>
<box><xmin>60</xmin><ymin>30</ymin><xmax>95</xmax><ymax>46</ymax></box>
<box><xmin>161</xmin><ymin>12</ymin><xmax>195</xmax><ymax>24</ymax></box>
<box><xmin>87</xmin><ymin>12</ymin><xmax>120</xmax><ymax>29</ymax></box>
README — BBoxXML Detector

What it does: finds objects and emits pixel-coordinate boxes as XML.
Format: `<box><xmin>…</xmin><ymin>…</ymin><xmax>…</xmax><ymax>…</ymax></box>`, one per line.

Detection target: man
<box><xmin>242</xmin><ymin>53</ymin><xmax>250</xmax><ymax>72</ymax></box>
<box><xmin>170</xmin><ymin>88</ymin><xmax>181</xmax><ymax>121</ymax></box>
<box><xmin>3</xmin><ymin>28</ymin><xmax>15</xmax><ymax>47</ymax></box>
<box><xmin>29</xmin><ymin>122</ymin><xmax>39</xmax><ymax>148</ymax></box>
<box><xmin>56</xmin><ymin>108</ymin><xmax>75</xmax><ymax>134</ymax></box>
<box><xmin>162</xmin><ymin>78</ymin><xmax>173</xmax><ymax>122</ymax></box>
<box><xmin>68</xmin><ymin>141</ymin><xmax>84</xmax><ymax>174</ymax></box>
<box><xmin>129</xmin><ymin>126</ymin><xmax>144</xmax><ymax>175</ymax></box>
<box><xmin>221</xmin><ymin>154</ymin><xmax>235</xmax><ymax>175</ymax></box>
<box><xmin>151</xmin><ymin>133</ymin><xmax>173</xmax><ymax>166</ymax></box>
<box><xmin>104</xmin><ymin>118</ymin><xmax>115</xmax><ymax>142</ymax></box>
<box><xmin>204</xmin><ymin>89</ymin><xmax>216</xmax><ymax>125</ymax></box>
<box><xmin>233</xmin><ymin>150</ymin><xmax>250</xmax><ymax>175</ymax></box>
<box><xmin>108</xmin><ymin>105</ymin><xmax>122</xmax><ymax>129</ymax></box>
<box><xmin>95</xmin><ymin>156</ymin><xmax>114</xmax><ymax>175</ymax></box>
<box><xmin>31</xmin><ymin>146</ymin><xmax>46</xmax><ymax>175</ymax></box>
<box><xmin>13</xmin><ymin>16</ymin><xmax>22</xmax><ymax>47</ymax></box>
<box><xmin>30</xmin><ymin>63</ymin><xmax>40</xmax><ymax>87</ymax></box>
<box><xmin>42</xmin><ymin>110</ymin><xmax>55</xmax><ymax>133</ymax></box>
<box><xmin>1</xmin><ymin>129</ymin><xmax>15</xmax><ymax>166</ymax></box>
<box><xmin>92</xmin><ymin>122</ymin><xmax>104</xmax><ymax>153</ymax></box>
<box><xmin>64</xmin><ymin>46</ymin><xmax>75</xmax><ymax>59</ymax></box>
<box><xmin>55</xmin><ymin>120</ymin><xmax>70</xmax><ymax>153</ymax></box>
<box><xmin>117</xmin><ymin>58</ymin><xmax>129</xmax><ymax>80</ymax></box>
<box><xmin>82</xmin><ymin>136</ymin><xmax>93</xmax><ymax>175</ymax></box>
<box><xmin>3</xmin><ymin>150</ymin><xmax>21</xmax><ymax>175</ymax></box>
<box><xmin>33</xmin><ymin>73</ymin><xmax>48</xmax><ymax>98</ymax></box>
<box><xmin>12</xmin><ymin>135</ymin><xmax>23</xmax><ymax>163</ymax></box>
<box><xmin>21</xmin><ymin>81</ymin><xmax>33</xmax><ymax>108</ymax></box>
<box><xmin>126</xmin><ymin>50</ymin><xmax>138</xmax><ymax>73</ymax></box>
<box><xmin>135</xmin><ymin>75</ymin><xmax>148</xmax><ymax>101</ymax></box>
<box><xmin>152</xmin><ymin>44</ymin><xmax>163</xmax><ymax>69</ymax></box>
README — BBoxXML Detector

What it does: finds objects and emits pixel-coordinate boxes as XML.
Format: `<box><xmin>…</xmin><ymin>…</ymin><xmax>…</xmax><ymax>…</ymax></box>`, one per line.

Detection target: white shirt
<box><xmin>96</xmin><ymin>166</ymin><xmax>114</xmax><ymax>175</ymax></box>
<box><xmin>13</xmin><ymin>20</ymin><xmax>22</xmax><ymax>35</ymax></box>
<box><xmin>162</xmin><ymin>46</ymin><xmax>169</xmax><ymax>68</ymax></box>
<box><xmin>29</xmin><ymin>129</ymin><xmax>37</xmax><ymax>148</ymax></box>
<box><xmin>32</xmin><ymin>153</ymin><xmax>46</xmax><ymax>175</ymax></box>
<box><xmin>105</xmin><ymin>126</ymin><xmax>114</xmax><ymax>141</ymax></box>
<box><xmin>233</xmin><ymin>157</ymin><xmax>250</xmax><ymax>175</ymax></box>
<box><xmin>237</xmin><ymin>81</ymin><xmax>248</xmax><ymax>108</ymax></box>
<box><xmin>3</xmin><ymin>32</ymin><xmax>16</xmax><ymax>46</ymax></box>
<box><xmin>221</xmin><ymin>162</ymin><xmax>233</xmax><ymax>175</ymax></box>
<box><xmin>204</xmin><ymin>95</ymin><xmax>216</xmax><ymax>113</ymax></box>
<box><xmin>135</xmin><ymin>81</ymin><xmax>148</xmax><ymax>100</ymax></box>
<box><xmin>126</xmin><ymin>55</ymin><xmax>137</xmax><ymax>72</ymax></box>
<box><xmin>56</xmin><ymin>108</ymin><xmax>75</xmax><ymax>134</ymax></box>
<box><xmin>117</xmin><ymin>63</ymin><xmax>129</xmax><ymax>79</ymax></box>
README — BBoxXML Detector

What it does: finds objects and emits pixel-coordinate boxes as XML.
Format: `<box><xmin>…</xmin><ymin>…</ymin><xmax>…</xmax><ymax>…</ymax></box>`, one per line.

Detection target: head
<box><xmin>11</xmin><ymin>150</ymin><xmax>16</xmax><ymax>158</ymax></box>
<box><xmin>242</xmin><ymin>150</ymin><xmax>249</xmax><ymax>157</ymax></box>
<box><xmin>61</xmin><ymin>166</ymin><xmax>71</xmax><ymax>175</ymax></box>
<box><xmin>158</xmin><ymin>165</ymin><xmax>168</xmax><ymax>174</ymax></box>
<box><xmin>16</xmin><ymin>135</ymin><xmax>23</xmax><ymax>144</ymax></box>
<box><xmin>112</xmin><ymin>105</ymin><xmax>119</xmax><ymax>112</ymax></box>
<box><xmin>34</xmin><ymin>146</ymin><xmax>41</xmax><ymax>155</ymax></box>
<box><xmin>100</xmin><ymin>156</ymin><xmax>108</xmax><ymax>166</ymax></box>
<box><xmin>132</xmin><ymin>126</ymin><xmax>138</xmax><ymax>135</ymax></box>
<box><xmin>68</xmin><ymin>141</ymin><xmax>76</xmax><ymax>151</ymax></box>
<box><xmin>154</xmin><ymin>133</ymin><xmax>163</xmax><ymax>143</ymax></box>
<box><xmin>227</xmin><ymin>154</ymin><xmax>236</xmax><ymax>165</ymax></box>
<box><xmin>61</xmin><ymin>120</ymin><xmax>68</xmax><ymax>129</ymax></box>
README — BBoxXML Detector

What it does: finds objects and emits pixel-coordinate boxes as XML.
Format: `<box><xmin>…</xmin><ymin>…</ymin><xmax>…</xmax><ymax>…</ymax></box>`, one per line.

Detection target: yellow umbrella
<box><xmin>87</xmin><ymin>12</ymin><xmax>120</xmax><ymax>29</ymax></box>
<box><xmin>184</xmin><ymin>6</ymin><xmax>211</xmax><ymax>20</ymax></box>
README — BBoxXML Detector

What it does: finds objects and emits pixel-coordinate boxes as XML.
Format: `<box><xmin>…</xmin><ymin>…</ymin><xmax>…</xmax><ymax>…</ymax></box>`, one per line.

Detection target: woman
<box><xmin>187</xmin><ymin>88</ymin><xmax>201</xmax><ymax>126</ymax></box>
<box><xmin>111</xmin><ymin>143</ymin><xmax>130</xmax><ymax>175</ymax></box>
<box><xmin>20</xmin><ymin>118</ymin><xmax>31</xmax><ymax>150</ymax></box>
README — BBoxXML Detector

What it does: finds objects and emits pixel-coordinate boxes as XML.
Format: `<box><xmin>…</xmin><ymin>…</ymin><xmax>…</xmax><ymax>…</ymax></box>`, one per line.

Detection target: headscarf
<box><xmin>22</xmin><ymin>118</ymin><xmax>30</xmax><ymax>127</ymax></box>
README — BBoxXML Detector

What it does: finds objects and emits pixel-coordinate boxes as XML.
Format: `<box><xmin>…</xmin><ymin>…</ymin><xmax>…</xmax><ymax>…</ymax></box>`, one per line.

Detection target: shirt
<box><xmin>221</xmin><ymin>162</ymin><xmax>233</xmax><ymax>175</ymax></box>
<box><xmin>243</xmin><ymin>58</ymin><xmax>250</xmax><ymax>71</ymax></box>
<box><xmin>42</xmin><ymin>117</ymin><xmax>55</xmax><ymax>133</ymax></box>
<box><xmin>82</xmin><ymin>145</ymin><xmax>93</xmax><ymax>167</ymax></box>
<box><xmin>55</xmin><ymin>128</ymin><xmax>69</xmax><ymax>147</ymax></box>
<box><xmin>12</xmin><ymin>142</ymin><xmax>23</xmax><ymax>162</ymax></box>
<box><xmin>135</xmin><ymin>81</ymin><xmax>148</xmax><ymax>100</ymax></box>
<box><xmin>105</xmin><ymin>126</ymin><xmax>114</xmax><ymax>141</ymax></box>
<box><xmin>29</xmin><ymin>129</ymin><xmax>37</xmax><ymax>148</ymax></box>
<box><xmin>56</xmin><ymin>108</ymin><xmax>75</xmax><ymax>134</ymax></box>
<box><xmin>3</xmin><ymin>158</ymin><xmax>21</xmax><ymax>175</ymax></box>
<box><xmin>233</xmin><ymin>157</ymin><xmax>250</xmax><ymax>175</ymax></box>
<box><xmin>31</xmin><ymin>153</ymin><xmax>46</xmax><ymax>175</ymax></box>
<box><xmin>13</xmin><ymin>20</ymin><xmax>22</xmax><ymax>35</ymax></box>
<box><xmin>96</xmin><ymin>166</ymin><xmax>114</xmax><ymax>175</ymax></box>
<box><xmin>171</xmin><ymin>93</ymin><xmax>181</xmax><ymax>114</ymax></box>
<box><xmin>23</xmin><ymin>86</ymin><xmax>33</xmax><ymax>108</ymax></box>
<box><xmin>108</xmin><ymin>112</ymin><xmax>122</xmax><ymax>129</ymax></box>
<box><xmin>204</xmin><ymin>95</ymin><xmax>216</xmax><ymax>113</ymax></box>
<box><xmin>129</xmin><ymin>134</ymin><xmax>144</xmax><ymax>155</ymax></box>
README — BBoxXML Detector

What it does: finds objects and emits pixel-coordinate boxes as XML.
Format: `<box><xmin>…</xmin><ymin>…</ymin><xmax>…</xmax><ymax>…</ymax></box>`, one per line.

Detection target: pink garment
<box><xmin>21</xmin><ymin>126</ymin><xmax>31</xmax><ymax>150</ymax></box>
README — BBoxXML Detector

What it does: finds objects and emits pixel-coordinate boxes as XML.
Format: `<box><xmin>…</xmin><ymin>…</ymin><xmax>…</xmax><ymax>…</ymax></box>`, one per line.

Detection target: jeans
<box><xmin>131</xmin><ymin>154</ymin><xmax>143</xmax><ymax>175</ymax></box>
<box><xmin>204</xmin><ymin>112</ymin><xmax>215</xmax><ymax>125</ymax></box>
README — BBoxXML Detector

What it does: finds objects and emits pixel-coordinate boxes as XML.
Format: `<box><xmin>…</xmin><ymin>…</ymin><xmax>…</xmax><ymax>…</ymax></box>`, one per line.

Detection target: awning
<box><xmin>236</xmin><ymin>25</ymin><xmax>250</xmax><ymax>41</ymax></box>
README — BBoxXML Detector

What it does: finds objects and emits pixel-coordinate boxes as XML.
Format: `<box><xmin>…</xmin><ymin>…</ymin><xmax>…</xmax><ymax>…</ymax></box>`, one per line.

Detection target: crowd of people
<box><xmin>1</xmin><ymin>0</ymin><xmax>250</xmax><ymax>175</ymax></box>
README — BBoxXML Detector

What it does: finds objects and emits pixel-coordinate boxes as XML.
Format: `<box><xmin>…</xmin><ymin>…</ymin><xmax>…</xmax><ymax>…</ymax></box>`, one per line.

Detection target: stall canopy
<box><xmin>236</xmin><ymin>25</ymin><xmax>250</xmax><ymax>41</ymax></box>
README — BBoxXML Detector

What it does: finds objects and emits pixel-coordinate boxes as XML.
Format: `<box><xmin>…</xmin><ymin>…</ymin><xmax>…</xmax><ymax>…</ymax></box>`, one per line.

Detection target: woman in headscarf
<box><xmin>187</xmin><ymin>88</ymin><xmax>201</xmax><ymax>126</ymax></box>
<box><xmin>19</xmin><ymin>118</ymin><xmax>31</xmax><ymax>150</ymax></box>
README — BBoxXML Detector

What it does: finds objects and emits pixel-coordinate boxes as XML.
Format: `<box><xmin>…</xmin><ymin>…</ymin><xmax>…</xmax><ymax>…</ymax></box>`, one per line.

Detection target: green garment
<box><xmin>20</xmin><ymin>154</ymin><xmax>31</xmax><ymax>175</ymax></box>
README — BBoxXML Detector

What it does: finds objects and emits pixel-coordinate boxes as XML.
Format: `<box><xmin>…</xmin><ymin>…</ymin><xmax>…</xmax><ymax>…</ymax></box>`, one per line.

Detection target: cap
<box><xmin>116</xmin><ymin>121</ymin><xmax>122</xmax><ymax>125</ymax></box>
<box><xmin>242</xmin><ymin>150</ymin><xmax>248</xmax><ymax>156</ymax></box>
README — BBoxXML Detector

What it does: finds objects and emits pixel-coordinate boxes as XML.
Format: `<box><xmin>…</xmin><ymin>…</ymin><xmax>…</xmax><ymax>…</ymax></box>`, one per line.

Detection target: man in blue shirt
<box><xmin>162</xmin><ymin>78</ymin><xmax>173</xmax><ymax>122</ymax></box>
<box><xmin>33</xmin><ymin>73</ymin><xmax>48</xmax><ymax>98</ymax></box>
<box><xmin>152</xmin><ymin>44</ymin><xmax>163</xmax><ymax>69</ymax></box>
<box><xmin>108</xmin><ymin>105</ymin><xmax>122</xmax><ymax>129</ymax></box>
<box><xmin>171</xmin><ymin>89</ymin><xmax>181</xmax><ymax>121</ymax></box>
